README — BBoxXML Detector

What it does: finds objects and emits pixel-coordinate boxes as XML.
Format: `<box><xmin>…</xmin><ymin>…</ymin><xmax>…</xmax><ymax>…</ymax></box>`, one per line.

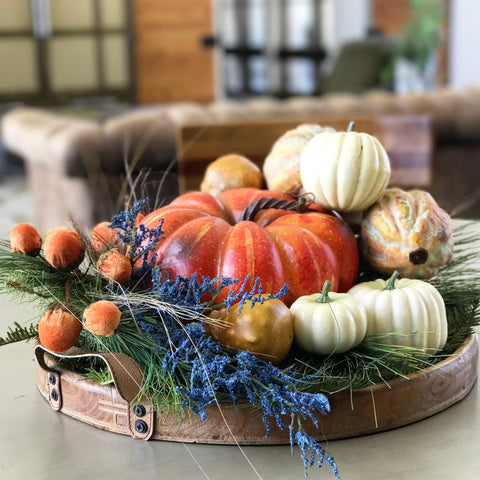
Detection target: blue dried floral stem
<box><xmin>107</xmin><ymin>200</ymin><xmax>342</xmax><ymax>477</ymax></box>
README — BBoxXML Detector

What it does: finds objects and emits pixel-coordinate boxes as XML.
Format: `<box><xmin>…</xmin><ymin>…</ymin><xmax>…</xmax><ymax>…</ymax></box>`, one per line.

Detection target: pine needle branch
<box><xmin>0</xmin><ymin>321</ymin><xmax>38</xmax><ymax>346</ymax></box>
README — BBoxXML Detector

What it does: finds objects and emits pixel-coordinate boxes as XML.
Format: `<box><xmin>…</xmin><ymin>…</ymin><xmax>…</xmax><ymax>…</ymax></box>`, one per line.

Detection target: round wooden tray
<box><xmin>34</xmin><ymin>335</ymin><xmax>479</xmax><ymax>444</ymax></box>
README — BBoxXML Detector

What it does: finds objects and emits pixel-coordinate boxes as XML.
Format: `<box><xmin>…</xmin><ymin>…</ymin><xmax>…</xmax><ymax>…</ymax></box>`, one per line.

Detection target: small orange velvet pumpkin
<box><xmin>361</xmin><ymin>188</ymin><xmax>454</xmax><ymax>279</ymax></box>
<box><xmin>96</xmin><ymin>250</ymin><xmax>132</xmax><ymax>283</ymax></box>
<box><xmin>38</xmin><ymin>305</ymin><xmax>82</xmax><ymax>353</ymax></box>
<box><xmin>83</xmin><ymin>300</ymin><xmax>121</xmax><ymax>337</ymax></box>
<box><xmin>10</xmin><ymin>223</ymin><xmax>42</xmax><ymax>256</ymax></box>
<box><xmin>91</xmin><ymin>221</ymin><xmax>119</xmax><ymax>250</ymax></box>
<box><xmin>44</xmin><ymin>226</ymin><xmax>84</xmax><ymax>271</ymax></box>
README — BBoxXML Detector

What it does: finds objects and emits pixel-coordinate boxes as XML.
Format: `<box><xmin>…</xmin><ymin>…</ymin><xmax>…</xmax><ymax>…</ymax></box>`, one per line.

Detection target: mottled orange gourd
<box><xmin>361</xmin><ymin>188</ymin><xmax>454</xmax><ymax>278</ymax></box>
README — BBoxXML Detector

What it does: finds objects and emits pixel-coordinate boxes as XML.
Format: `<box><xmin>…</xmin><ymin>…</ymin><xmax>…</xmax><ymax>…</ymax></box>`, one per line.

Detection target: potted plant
<box><xmin>393</xmin><ymin>0</ymin><xmax>446</xmax><ymax>92</ymax></box>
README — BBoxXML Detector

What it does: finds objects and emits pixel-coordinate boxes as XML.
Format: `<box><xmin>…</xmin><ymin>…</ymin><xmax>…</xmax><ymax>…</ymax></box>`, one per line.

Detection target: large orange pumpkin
<box><xmin>140</xmin><ymin>188</ymin><xmax>359</xmax><ymax>306</ymax></box>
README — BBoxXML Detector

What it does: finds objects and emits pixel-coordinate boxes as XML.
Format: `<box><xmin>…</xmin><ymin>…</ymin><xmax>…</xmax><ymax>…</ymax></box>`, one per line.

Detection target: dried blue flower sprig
<box><xmin>108</xmin><ymin>198</ymin><xmax>164</xmax><ymax>270</ymax></box>
<box><xmin>139</xmin><ymin>318</ymin><xmax>338</xmax><ymax>478</ymax></box>
<box><xmin>136</xmin><ymin>270</ymin><xmax>337</xmax><ymax>478</ymax></box>
<box><xmin>106</xmin><ymin>200</ymin><xmax>339</xmax><ymax>478</ymax></box>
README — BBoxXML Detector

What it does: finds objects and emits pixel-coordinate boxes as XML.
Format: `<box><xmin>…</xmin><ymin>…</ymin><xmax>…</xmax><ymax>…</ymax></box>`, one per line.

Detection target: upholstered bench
<box><xmin>2</xmin><ymin>86</ymin><xmax>480</xmax><ymax>232</ymax></box>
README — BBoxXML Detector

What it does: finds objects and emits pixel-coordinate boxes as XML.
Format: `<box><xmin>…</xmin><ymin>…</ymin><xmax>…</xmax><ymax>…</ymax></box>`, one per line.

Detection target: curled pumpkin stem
<box><xmin>239</xmin><ymin>196</ymin><xmax>315</xmax><ymax>222</ymax></box>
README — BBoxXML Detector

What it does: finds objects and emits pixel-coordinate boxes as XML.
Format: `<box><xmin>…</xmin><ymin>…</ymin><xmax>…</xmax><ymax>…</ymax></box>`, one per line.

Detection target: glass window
<box><xmin>48</xmin><ymin>36</ymin><xmax>97</xmax><ymax>90</ymax></box>
<box><xmin>99</xmin><ymin>0</ymin><xmax>126</xmax><ymax>29</ymax></box>
<box><xmin>0</xmin><ymin>38</ymin><xmax>38</xmax><ymax>92</ymax></box>
<box><xmin>50</xmin><ymin>0</ymin><xmax>95</xmax><ymax>30</ymax></box>
<box><xmin>102</xmin><ymin>34</ymin><xmax>129</xmax><ymax>88</ymax></box>
<box><xmin>0</xmin><ymin>0</ymin><xmax>31</xmax><ymax>31</ymax></box>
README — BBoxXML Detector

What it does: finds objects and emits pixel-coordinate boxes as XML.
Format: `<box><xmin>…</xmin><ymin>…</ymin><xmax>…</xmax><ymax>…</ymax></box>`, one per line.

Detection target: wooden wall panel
<box><xmin>372</xmin><ymin>0</ymin><xmax>412</xmax><ymax>35</ymax></box>
<box><xmin>371</xmin><ymin>0</ymin><xmax>449</xmax><ymax>85</ymax></box>
<box><xmin>133</xmin><ymin>0</ymin><xmax>215</xmax><ymax>104</ymax></box>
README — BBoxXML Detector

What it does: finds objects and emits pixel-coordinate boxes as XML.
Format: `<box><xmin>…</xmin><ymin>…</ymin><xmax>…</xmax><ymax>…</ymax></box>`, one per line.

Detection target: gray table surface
<box><xmin>1</xmin><ymin>308</ymin><xmax>480</xmax><ymax>480</ymax></box>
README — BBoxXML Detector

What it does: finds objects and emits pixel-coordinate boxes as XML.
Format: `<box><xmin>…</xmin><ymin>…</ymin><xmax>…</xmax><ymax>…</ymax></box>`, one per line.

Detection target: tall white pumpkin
<box><xmin>300</xmin><ymin>122</ymin><xmax>391</xmax><ymax>212</ymax></box>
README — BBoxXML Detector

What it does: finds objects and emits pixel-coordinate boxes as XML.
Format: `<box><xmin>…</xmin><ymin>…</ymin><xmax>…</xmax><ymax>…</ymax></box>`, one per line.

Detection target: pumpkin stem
<box><xmin>239</xmin><ymin>196</ymin><xmax>315</xmax><ymax>222</ymax></box>
<box><xmin>347</xmin><ymin>121</ymin><xmax>356</xmax><ymax>132</ymax></box>
<box><xmin>384</xmin><ymin>271</ymin><xmax>400</xmax><ymax>291</ymax></box>
<box><xmin>316</xmin><ymin>280</ymin><xmax>333</xmax><ymax>303</ymax></box>
<box><xmin>409</xmin><ymin>247</ymin><xmax>429</xmax><ymax>265</ymax></box>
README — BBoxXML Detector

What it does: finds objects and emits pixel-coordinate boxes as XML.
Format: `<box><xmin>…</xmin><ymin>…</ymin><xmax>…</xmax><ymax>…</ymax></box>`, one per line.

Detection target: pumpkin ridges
<box><xmin>269</xmin><ymin>212</ymin><xmax>359</xmax><ymax>292</ymax></box>
<box><xmin>217</xmin><ymin>221</ymin><xmax>286</xmax><ymax>304</ymax></box>
<box><xmin>336</xmin><ymin>132</ymin><xmax>362</xmax><ymax>208</ymax></box>
<box><xmin>361</xmin><ymin>188</ymin><xmax>454</xmax><ymax>278</ymax></box>
<box><xmin>352</xmin><ymin>137</ymin><xmax>388</xmax><ymax>210</ymax></box>
<box><xmin>266</xmin><ymin>223</ymin><xmax>340</xmax><ymax>306</ymax></box>
<box><xmin>169</xmin><ymin>191</ymin><xmax>233</xmax><ymax>223</ymax></box>
<box><xmin>141</xmin><ymin>188</ymin><xmax>357</xmax><ymax>306</ymax></box>
<box><xmin>155</xmin><ymin>216</ymin><xmax>231</xmax><ymax>279</ymax></box>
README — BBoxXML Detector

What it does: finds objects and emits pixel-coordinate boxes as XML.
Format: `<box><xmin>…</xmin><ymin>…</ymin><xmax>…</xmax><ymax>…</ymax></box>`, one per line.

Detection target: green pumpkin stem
<box><xmin>384</xmin><ymin>271</ymin><xmax>400</xmax><ymax>291</ymax></box>
<box><xmin>347</xmin><ymin>121</ymin><xmax>356</xmax><ymax>132</ymax></box>
<box><xmin>316</xmin><ymin>280</ymin><xmax>333</xmax><ymax>303</ymax></box>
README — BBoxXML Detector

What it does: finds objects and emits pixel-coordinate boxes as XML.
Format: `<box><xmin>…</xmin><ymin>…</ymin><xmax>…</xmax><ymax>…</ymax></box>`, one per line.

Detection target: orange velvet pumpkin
<box><xmin>361</xmin><ymin>188</ymin><xmax>454</xmax><ymax>279</ymax></box>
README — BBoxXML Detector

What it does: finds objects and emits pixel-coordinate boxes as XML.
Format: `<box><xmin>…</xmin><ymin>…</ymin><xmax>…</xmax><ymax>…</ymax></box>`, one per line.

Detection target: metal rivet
<box><xmin>51</xmin><ymin>389</ymin><xmax>58</xmax><ymax>402</ymax></box>
<box><xmin>135</xmin><ymin>420</ymin><xmax>148</xmax><ymax>434</ymax></box>
<box><xmin>134</xmin><ymin>404</ymin><xmax>146</xmax><ymax>417</ymax></box>
<box><xmin>49</xmin><ymin>374</ymin><xmax>56</xmax><ymax>385</ymax></box>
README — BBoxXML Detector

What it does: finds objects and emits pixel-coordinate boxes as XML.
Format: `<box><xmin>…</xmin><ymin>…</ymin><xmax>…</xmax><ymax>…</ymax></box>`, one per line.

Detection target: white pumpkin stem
<box><xmin>317</xmin><ymin>280</ymin><xmax>333</xmax><ymax>303</ymax></box>
<box><xmin>384</xmin><ymin>271</ymin><xmax>400</xmax><ymax>291</ymax></box>
<box><xmin>347</xmin><ymin>121</ymin><xmax>356</xmax><ymax>132</ymax></box>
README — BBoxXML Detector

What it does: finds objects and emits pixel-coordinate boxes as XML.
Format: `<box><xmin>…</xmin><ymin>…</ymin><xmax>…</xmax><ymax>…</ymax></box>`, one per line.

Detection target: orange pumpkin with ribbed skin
<box><xmin>140</xmin><ymin>188</ymin><xmax>359</xmax><ymax>306</ymax></box>
<box><xmin>361</xmin><ymin>188</ymin><xmax>454</xmax><ymax>279</ymax></box>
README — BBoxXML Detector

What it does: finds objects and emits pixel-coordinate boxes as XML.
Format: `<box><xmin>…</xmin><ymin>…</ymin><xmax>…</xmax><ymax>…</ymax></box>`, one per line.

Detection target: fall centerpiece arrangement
<box><xmin>1</xmin><ymin>121</ymin><xmax>479</xmax><ymax>479</ymax></box>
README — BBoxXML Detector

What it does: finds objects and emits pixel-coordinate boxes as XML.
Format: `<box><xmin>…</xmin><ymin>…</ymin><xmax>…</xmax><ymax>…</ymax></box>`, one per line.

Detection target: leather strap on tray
<box><xmin>34</xmin><ymin>342</ymin><xmax>154</xmax><ymax>439</ymax></box>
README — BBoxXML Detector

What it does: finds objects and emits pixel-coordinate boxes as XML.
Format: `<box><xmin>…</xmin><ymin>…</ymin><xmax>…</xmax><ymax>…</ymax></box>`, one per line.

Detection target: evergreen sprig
<box><xmin>0</xmin><ymin>321</ymin><xmax>38</xmax><ymax>346</ymax></box>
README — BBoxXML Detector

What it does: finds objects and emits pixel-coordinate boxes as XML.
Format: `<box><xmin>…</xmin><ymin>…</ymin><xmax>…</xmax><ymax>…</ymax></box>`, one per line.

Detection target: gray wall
<box><xmin>449</xmin><ymin>0</ymin><xmax>480</xmax><ymax>88</ymax></box>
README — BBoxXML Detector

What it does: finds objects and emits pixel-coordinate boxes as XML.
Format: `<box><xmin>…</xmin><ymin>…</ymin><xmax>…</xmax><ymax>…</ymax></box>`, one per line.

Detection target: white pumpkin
<box><xmin>348</xmin><ymin>271</ymin><xmax>448</xmax><ymax>353</ymax></box>
<box><xmin>300</xmin><ymin>122</ymin><xmax>391</xmax><ymax>212</ymax></box>
<box><xmin>290</xmin><ymin>280</ymin><xmax>368</xmax><ymax>355</ymax></box>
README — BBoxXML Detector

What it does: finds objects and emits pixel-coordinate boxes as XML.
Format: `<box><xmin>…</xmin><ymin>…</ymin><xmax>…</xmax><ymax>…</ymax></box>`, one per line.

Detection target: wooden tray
<box><xmin>34</xmin><ymin>335</ymin><xmax>479</xmax><ymax>444</ymax></box>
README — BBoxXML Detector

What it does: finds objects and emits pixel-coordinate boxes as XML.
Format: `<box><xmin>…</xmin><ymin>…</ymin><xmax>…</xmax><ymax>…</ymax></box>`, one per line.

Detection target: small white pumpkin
<box><xmin>348</xmin><ymin>271</ymin><xmax>448</xmax><ymax>353</ymax></box>
<box><xmin>290</xmin><ymin>280</ymin><xmax>368</xmax><ymax>355</ymax></box>
<box><xmin>300</xmin><ymin>121</ymin><xmax>391</xmax><ymax>212</ymax></box>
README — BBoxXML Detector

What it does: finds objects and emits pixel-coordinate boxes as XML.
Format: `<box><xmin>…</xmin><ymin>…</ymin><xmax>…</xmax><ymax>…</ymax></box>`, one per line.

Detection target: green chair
<box><xmin>319</xmin><ymin>38</ymin><xmax>393</xmax><ymax>94</ymax></box>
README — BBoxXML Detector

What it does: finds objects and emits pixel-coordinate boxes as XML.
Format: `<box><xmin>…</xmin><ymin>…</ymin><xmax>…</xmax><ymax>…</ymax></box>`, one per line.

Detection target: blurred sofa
<box><xmin>2</xmin><ymin>86</ymin><xmax>480</xmax><ymax>233</ymax></box>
